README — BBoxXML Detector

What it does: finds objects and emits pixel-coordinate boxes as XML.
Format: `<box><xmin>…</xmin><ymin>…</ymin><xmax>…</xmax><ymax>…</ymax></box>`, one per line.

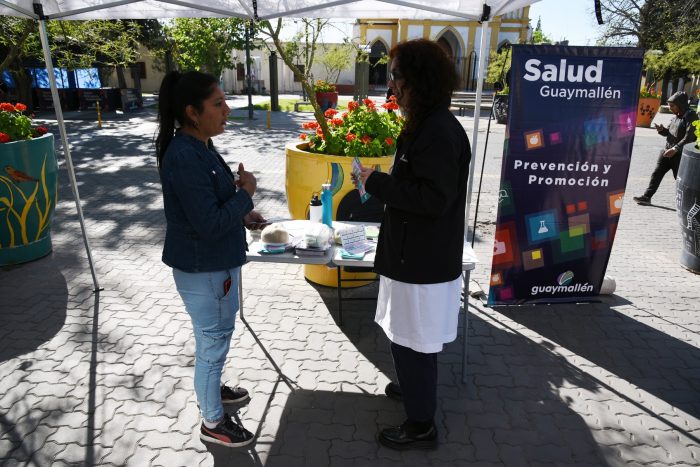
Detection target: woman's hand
<box><xmin>244</xmin><ymin>210</ymin><xmax>268</xmax><ymax>230</ymax></box>
<box><xmin>352</xmin><ymin>167</ymin><xmax>375</xmax><ymax>187</ymax></box>
<box><xmin>236</xmin><ymin>163</ymin><xmax>257</xmax><ymax>196</ymax></box>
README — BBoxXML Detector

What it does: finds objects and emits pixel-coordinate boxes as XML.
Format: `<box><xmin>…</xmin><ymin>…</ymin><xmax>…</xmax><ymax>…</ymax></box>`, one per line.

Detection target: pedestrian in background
<box><xmin>355</xmin><ymin>39</ymin><xmax>471</xmax><ymax>450</ymax></box>
<box><xmin>634</xmin><ymin>91</ymin><xmax>698</xmax><ymax>205</ymax></box>
<box><xmin>155</xmin><ymin>70</ymin><xmax>266</xmax><ymax>448</ymax></box>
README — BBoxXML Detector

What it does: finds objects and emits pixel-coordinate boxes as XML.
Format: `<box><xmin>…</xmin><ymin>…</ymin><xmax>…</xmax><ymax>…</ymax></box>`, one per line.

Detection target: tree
<box><xmin>166</xmin><ymin>18</ymin><xmax>253</xmax><ymax>78</ymax></box>
<box><xmin>530</xmin><ymin>17</ymin><xmax>552</xmax><ymax>44</ymax></box>
<box><xmin>260</xmin><ymin>18</ymin><xmax>333</xmax><ymax>140</ymax></box>
<box><xmin>0</xmin><ymin>18</ymin><xmax>37</xmax><ymax>103</ymax></box>
<box><xmin>486</xmin><ymin>49</ymin><xmax>512</xmax><ymax>93</ymax></box>
<box><xmin>317</xmin><ymin>43</ymin><xmax>354</xmax><ymax>83</ymax></box>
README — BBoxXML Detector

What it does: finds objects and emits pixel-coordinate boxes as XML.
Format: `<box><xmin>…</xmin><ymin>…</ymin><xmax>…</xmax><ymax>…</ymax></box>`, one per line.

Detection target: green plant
<box><xmin>0</xmin><ymin>102</ymin><xmax>48</xmax><ymax>143</ymax></box>
<box><xmin>639</xmin><ymin>86</ymin><xmax>660</xmax><ymax>99</ymax></box>
<box><xmin>313</xmin><ymin>79</ymin><xmax>337</xmax><ymax>93</ymax></box>
<box><xmin>692</xmin><ymin>120</ymin><xmax>700</xmax><ymax>150</ymax></box>
<box><xmin>299</xmin><ymin>96</ymin><xmax>403</xmax><ymax>157</ymax></box>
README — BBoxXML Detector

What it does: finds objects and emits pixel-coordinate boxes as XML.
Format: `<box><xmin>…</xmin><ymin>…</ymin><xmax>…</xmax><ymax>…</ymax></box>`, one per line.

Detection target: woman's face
<box><xmin>187</xmin><ymin>85</ymin><xmax>230</xmax><ymax>139</ymax></box>
<box><xmin>388</xmin><ymin>58</ymin><xmax>408</xmax><ymax>109</ymax></box>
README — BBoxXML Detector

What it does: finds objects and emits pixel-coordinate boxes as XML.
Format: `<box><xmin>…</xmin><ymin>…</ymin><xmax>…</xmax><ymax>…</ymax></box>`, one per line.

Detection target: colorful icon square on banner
<box><xmin>549</xmin><ymin>132</ymin><xmax>562</xmax><ymax>145</ymax></box>
<box><xmin>522</xmin><ymin>249</ymin><xmax>545</xmax><ymax>271</ymax></box>
<box><xmin>617</xmin><ymin>111</ymin><xmax>636</xmax><ymax>135</ymax></box>
<box><xmin>592</xmin><ymin>229</ymin><xmax>608</xmax><ymax>250</ymax></box>
<box><xmin>524</xmin><ymin>130</ymin><xmax>545</xmax><ymax>150</ymax></box>
<box><xmin>559</xmin><ymin>229</ymin><xmax>585</xmax><ymax>253</ymax></box>
<box><xmin>607</xmin><ymin>191</ymin><xmax>624</xmax><ymax>216</ymax></box>
<box><xmin>577</xmin><ymin>201</ymin><xmax>588</xmax><ymax>211</ymax></box>
<box><xmin>568</xmin><ymin>213</ymin><xmax>590</xmax><ymax>237</ymax></box>
<box><xmin>499</xmin><ymin>286</ymin><xmax>514</xmax><ymax>301</ymax></box>
<box><xmin>584</xmin><ymin>117</ymin><xmax>609</xmax><ymax>147</ymax></box>
<box><xmin>490</xmin><ymin>272</ymin><xmax>503</xmax><ymax>286</ymax></box>
<box><xmin>566</xmin><ymin>204</ymin><xmax>576</xmax><ymax>214</ymax></box>
<box><xmin>525</xmin><ymin>210</ymin><xmax>559</xmax><ymax>244</ymax></box>
<box><xmin>552</xmin><ymin>230</ymin><xmax>590</xmax><ymax>264</ymax></box>
<box><xmin>497</xmin><ymin>181</ymin><xmax>515</xmax><ymax>216</ymax></box>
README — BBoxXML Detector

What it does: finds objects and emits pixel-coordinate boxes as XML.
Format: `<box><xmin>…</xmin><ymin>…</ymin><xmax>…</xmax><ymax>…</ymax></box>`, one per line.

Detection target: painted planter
<box><xmin>636</xmin><ymin>97</ymin><xmax>661</xmax><ymax>128</ymax></box>
<box><xmin>315</xmin><ymin>91</ymin><xmax>338</xmax><ymax>112</ymax></box>
<box><xmin>0</xmin><ymin>134</ymin><xmax>57</xmax><ymax>266</ymax></box>
<box><xmin>285</xmin><ymin>141</ymin><xmax>393</xmax><ymax>287</ymax></box>
<box><xmin>676</xmin><ymin>143</ymin><xmax>700</xmax><ymax>273</ymax></box>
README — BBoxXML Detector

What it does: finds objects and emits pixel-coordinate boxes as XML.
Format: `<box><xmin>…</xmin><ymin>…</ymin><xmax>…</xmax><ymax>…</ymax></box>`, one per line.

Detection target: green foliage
<box><xmin>0</xmin><ymin>103</ymin><xmax>48</xmax><ymax>142</ymax></box>
<box><xmin>166</xmin><ymin>18</ymin><xmax>254</xmax><ymax>77</ymax></box>
<box><xmin>644</xmin><ymin>42</ymin><xmax>700</xmax><ymax>79</ymax></box>
<box><xmin>313</xmin><ymin>80</ymin><xmax>337</xmax><ymax>93</ymax></box>
<box><xmin>693</xmin><ymin>120</ymin><xmax>700</xmax><ymax>150</ymax></box>
<box><xmin>317</xmin><ymin>43</ymin><xmax>354</xmax><ymax>83</ymax></box>
<box><xmin>486</xmin><ymin>49</ymin><xmax>511</xmax><ymax>94</ymax></box>
<box><xmin>531</xmin><ymin>17</ymin><xmax>552</xmax><ymax>44</ymax></box>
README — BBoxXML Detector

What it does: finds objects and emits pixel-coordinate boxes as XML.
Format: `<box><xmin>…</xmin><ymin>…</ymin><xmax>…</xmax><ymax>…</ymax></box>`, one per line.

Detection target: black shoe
<box><xmin>200</xmin><ymin>414</ymin><xmax>255</xmax><ymax>448</ymax></box>
<box><xmin>633</xmin><ymin>195</ymin><xmax>651</xmax><ymax>206</ymax></box>
<box><xmin>384</xmin><ymin>382</ymin><xmax>402</xmax><ymax>402</ymax></box>
<box><xmin>377</xmin><ymin>421</ymin><xmax>438</xmax><ymax>450</ymax></box>
<box><xmin>221</xmin><ymin>385</ymin><xmax>250</xmax><ymax>404</ymax></box>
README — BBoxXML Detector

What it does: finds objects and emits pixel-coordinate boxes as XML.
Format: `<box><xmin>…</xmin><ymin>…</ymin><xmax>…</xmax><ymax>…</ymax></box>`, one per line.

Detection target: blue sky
<box><xmin>528</xmin><ymin>0</ymin><xmax>602</xmax><ymax>45</ymax></box>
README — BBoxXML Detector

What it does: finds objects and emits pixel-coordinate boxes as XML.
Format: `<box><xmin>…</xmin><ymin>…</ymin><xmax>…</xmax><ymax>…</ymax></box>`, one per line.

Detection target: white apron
<box><xmin>374</xmin><ymin>274</ymin><xmax>462</xmax><ymax>353</ymax></box>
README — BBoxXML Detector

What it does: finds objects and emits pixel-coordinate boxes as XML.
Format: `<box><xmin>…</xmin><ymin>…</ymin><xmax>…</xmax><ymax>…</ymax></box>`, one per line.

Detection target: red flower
<box><xmin>316</xmin><ymin>127</ymin><xmax>325</xmax><ymax>140</ymax></box>
<box><xmin>14</xmin><ymin>103</ymin><xmax>27</xmax><ymax>112</ymax></box>
<box><xmin>0</xmin><ymin>103</ymin><xmax>15</xmax><ymax>112</ymax></box>
<box><xmin>382</xmin><ymin>101</ymin><xmax>399</xmax><ymax>111</ymax></box>
<box><xmin>363</xmin><ymin>98</ymin><xmax>377</xmax><ymax>111</ymax></box>
<box><xmin>302</xmin><ymin>121</ymin><xmax>319</xmax><ymax>130</ymax></box>
<box><xmin>324</xmin><ymin>108</ymin><xmax>338</xmax><ymax>118</ymax></box>
<box><xmin>300</xmin><ymin>133</ymin><xmax>307</xmax><ymax>140</ymax></box>
<box><xmin>361</xmin><ymin>135</ymin><xmax>372</xmax><ymax>144</ymax></box>
<box><xmin>331</xmin><ymin>118</ymin><xmax>343</xmax><ymax>126</ymax></box>
<box><xmin>347</xmin><ymin>101</ymin><xmax>359</xmax><ymax>112</ymax></box>
<box><xmin>342</xmin><ymin>112</ymin><xmax>349</xmax><ymax>119</ymax></box>
<box><xmin>385</xmin><ymin>137</ymin><xmax>394</xmax><ymax>146</ymax></box>
<box><xmin>0</xmin><ymin>132</ymin><xmax>10</xmax><ymax>143</ymax></box>
<box><xmin>35</xmin><ymin>126</ymin><xmax>48</xmax><ymax>135</ymax></box>
<box><xmin>345</xmin><ymin>133</ymin><xmax>357</xmax><ymax>142</ymax></box>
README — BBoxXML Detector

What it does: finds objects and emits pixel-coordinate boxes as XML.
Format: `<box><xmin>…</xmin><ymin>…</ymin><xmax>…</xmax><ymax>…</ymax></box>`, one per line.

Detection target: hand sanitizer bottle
<box><xmin>321</xmin><ymin>183</ymin><xmax>333</xmax><ymax>228</ymax></box>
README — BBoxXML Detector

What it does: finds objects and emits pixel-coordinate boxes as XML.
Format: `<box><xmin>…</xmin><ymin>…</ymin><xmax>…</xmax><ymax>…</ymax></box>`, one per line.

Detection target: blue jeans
<box><xmin>173</xmin><ymin>267</ymin><xmax>241</xmax><ymax>423</ymax></box>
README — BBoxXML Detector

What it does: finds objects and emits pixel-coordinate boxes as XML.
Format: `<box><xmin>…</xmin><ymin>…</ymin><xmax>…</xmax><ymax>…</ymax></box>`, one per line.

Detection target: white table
<box><xmin>239</xmin><ymin>220</ymin><xmax>478</xmax><ymax>384</ymax></box>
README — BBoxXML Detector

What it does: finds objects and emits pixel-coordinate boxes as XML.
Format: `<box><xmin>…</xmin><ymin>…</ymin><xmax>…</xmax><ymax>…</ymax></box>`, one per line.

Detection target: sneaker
<box><xmin>200</xmin><ymin>414</ymin><xmax>255</xmax><ymax>448</ymax></box>
<box><xmin>633</xmin><ymin>195</ymin><xmax>651</xmax><ymax>206</ymax></box>
<box><xmin>377</xmin><ymin>420</ymin><xmax>438</xmax><ymax>451</ymax></box>
<box><xmin>221</xmin><ymin>385</ymin><xmax>250</xmax><ymax>404</ymax></box>
<box><xmin>384</xmin><ymin>382</ymin><xmax>403</xmax><ymax>402</ymax></box>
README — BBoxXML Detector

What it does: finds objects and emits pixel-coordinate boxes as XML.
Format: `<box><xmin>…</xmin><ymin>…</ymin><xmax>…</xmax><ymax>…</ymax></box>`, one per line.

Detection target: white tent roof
<box><xmin>1</xmin><ymin>0</ymin><xmax>537</xmax><ymax>21</ymax></box>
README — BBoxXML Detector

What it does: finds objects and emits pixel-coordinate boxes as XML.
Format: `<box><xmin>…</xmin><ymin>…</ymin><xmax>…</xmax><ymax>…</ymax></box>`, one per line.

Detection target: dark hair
<box><xmin>389</xmin><ymin>39</ymin><xmax>459</xmax><ymax>135</ymax></box>
<box><xmin>155</xmin><ymin>70</ymin><xmax>218</xmax><ymax>167</ymax></box>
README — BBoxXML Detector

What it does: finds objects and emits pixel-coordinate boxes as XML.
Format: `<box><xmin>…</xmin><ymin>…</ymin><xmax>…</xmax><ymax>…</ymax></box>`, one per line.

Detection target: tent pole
<box><xmin>465</xmin><ymin>11</ymin><xmax>490</xmax><ymax>242</ymax></box>
<box><xmin>37</xmin><ymin>16</ymin><xmax>101</xmax><ymax>292</ymax></box>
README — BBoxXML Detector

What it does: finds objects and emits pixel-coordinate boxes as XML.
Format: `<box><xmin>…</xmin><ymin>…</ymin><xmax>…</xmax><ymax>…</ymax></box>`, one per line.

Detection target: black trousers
<box><xmin>644</xmin><ymin>153</ymin><xmax>681</xmax><ymax>199</ymax></box>
<box><xmin>391</xmin><ymin>342</ymin><xmax>438</xmax><ymax>423</ymax></box>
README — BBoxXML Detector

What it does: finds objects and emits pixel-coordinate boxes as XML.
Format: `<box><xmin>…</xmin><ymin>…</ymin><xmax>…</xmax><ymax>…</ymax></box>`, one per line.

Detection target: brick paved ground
<box><xmin>1</xmin><ymin>101</ymin><xmax>698</xmax><ymax>466</ymax></box>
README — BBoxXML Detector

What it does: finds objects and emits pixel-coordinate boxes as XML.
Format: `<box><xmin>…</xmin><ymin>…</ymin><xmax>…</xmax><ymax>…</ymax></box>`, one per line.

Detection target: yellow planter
<box><xmin>285</xmin><ymin>141</ymin><xmax>393</xmax><ymax>287</ymax></box>
<box><xmin>636</xmin><ymin>97</ymin><xmax>661</xmax><ymax>128</ymax></box>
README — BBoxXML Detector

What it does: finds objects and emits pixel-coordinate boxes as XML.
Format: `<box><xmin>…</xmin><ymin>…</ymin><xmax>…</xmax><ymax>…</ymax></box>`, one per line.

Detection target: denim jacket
<box><xmin>159</xmin><ymin>132</ymin><xmax>253</xmax><ymax>272</ymax></box>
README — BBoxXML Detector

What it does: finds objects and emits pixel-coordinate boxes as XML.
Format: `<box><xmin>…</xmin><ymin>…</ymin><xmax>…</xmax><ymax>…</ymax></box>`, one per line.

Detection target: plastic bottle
<box><xmin>321</xmin><ymin>183</ymin><xmax>333</xmax><ymax>228</ymax></box>
<box><xmin>309</xmin><ymin>194</ymin><xmax>323</xmax><ymax>223</ymax></box>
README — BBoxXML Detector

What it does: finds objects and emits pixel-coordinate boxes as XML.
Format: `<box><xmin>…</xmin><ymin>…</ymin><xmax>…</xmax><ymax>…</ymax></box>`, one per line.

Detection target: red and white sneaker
<box><xmin>200</xmin><ymin>414</ymin><xmax>254</xmax><ymax>448</ymax></box>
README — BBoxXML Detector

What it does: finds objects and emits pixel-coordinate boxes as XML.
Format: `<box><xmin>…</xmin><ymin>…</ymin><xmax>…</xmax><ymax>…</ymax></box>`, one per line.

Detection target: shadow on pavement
<box><xmin>0</xmin><ymin>255</ymin><xmax>68</xmax><ymax>364</ymax></box>
<box><xmin>497</xmin><ymin>298</ymin><xmax>700</xmax><ymax>425</ymax></box>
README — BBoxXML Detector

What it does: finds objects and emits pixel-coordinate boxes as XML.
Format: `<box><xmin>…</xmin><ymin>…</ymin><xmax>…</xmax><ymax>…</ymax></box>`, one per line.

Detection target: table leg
<box><xmin>336</xmin><ymin>267</ymin><xmax>343</xmax><ymax>326</ymax></box>
<box><xmin>462</xmin><ymin>270</ymin><xmax>470</xmax><ymax>384</ymax></box>
<box><xmin>238</xmin><ymin>266</ymin><xmax>296</xmax><ymax>390</ymax></box>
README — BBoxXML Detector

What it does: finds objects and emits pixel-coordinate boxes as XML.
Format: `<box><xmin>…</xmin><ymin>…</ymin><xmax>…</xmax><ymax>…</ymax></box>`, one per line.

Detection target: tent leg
<box><xmin>464</xmin><ymin>15</ymin><xmax>490</xmax><ymax>241</ymax></box>
<box><xmin>38</xmin><ymin>18</ymin><xmax>102</xmax><ymax>292</ymax></box>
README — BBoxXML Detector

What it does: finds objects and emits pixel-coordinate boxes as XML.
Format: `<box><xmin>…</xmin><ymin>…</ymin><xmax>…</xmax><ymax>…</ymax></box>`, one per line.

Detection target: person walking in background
<box><xmin>355</xmin><ymin>39</ymin><xmax>471</xmax><ymax>450</ymax></box>
<box><xmin>634</xmin><ymin>91</ymin><xmax>698</xmax><ymax>206</ymax></box>
<box><xmin>155</xmin><ymin>70</ymin><xmax>266</xmax><ymax>448</ymax></box>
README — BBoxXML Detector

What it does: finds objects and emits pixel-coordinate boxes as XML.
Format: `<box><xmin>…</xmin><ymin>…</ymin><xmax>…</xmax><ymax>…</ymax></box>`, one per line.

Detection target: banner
<box><xmin>488</xmin><ymin>45</ymin><xmax>644</xmax><ymax>305</ymax></box>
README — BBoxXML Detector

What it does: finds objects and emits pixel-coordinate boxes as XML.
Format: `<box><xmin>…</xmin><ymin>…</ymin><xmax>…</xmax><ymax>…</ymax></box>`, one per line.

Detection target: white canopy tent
<box><xmin>1</xmin><ymin>0</ymin><xmax>539</xmax><ymax>290</ymax></box>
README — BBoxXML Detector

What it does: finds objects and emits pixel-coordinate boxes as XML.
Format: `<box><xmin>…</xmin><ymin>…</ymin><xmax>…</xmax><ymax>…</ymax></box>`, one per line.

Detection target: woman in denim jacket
<box><xmin>155</xmin><ymin>71</ymin><xmax>265</xmax><ymax>448</ymax></box>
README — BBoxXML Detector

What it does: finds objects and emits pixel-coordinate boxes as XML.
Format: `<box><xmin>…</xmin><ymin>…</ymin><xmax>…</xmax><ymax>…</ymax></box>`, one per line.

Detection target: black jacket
<box><xmin>365</xmin><ymin>108</ymin><xmax>471</xmax><ymax>284</ymax></box>
<box><xmin>661</xmin><ymin>92</ymin><xmax>698</xmax><ymax>152</ymax></box>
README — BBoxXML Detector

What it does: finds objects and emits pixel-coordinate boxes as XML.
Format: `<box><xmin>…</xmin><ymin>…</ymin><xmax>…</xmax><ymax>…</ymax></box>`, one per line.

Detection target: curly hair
<box><xmin>389</xmin><ymin>39</ymin><xmax>459</xmax><ymax>135</ymax></box>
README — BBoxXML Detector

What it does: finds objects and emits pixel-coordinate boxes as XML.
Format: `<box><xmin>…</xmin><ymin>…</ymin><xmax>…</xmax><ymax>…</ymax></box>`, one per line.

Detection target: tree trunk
<box><xmin>11</xmin><ymin>69</ymin><xmax>33</xmax><ymax>107</ymax></box>
<box><xmin>116</xmin><ymin>67</ymin><xmax>128</xmax><ymax>89</ymax></box>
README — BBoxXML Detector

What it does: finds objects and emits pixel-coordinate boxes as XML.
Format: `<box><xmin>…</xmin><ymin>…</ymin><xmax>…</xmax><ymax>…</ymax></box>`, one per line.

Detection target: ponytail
<box><xmin>155</xmin><ymin>70</ymin><xmax>218</xmax><ymax>168</ymax></box>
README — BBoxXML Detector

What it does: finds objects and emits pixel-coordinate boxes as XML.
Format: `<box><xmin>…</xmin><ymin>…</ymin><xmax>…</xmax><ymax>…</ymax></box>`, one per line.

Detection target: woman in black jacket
<box><xmin>356</xmin><ymin>39</ymin><xmax>471</xmax><ymax>450</ymax></box>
